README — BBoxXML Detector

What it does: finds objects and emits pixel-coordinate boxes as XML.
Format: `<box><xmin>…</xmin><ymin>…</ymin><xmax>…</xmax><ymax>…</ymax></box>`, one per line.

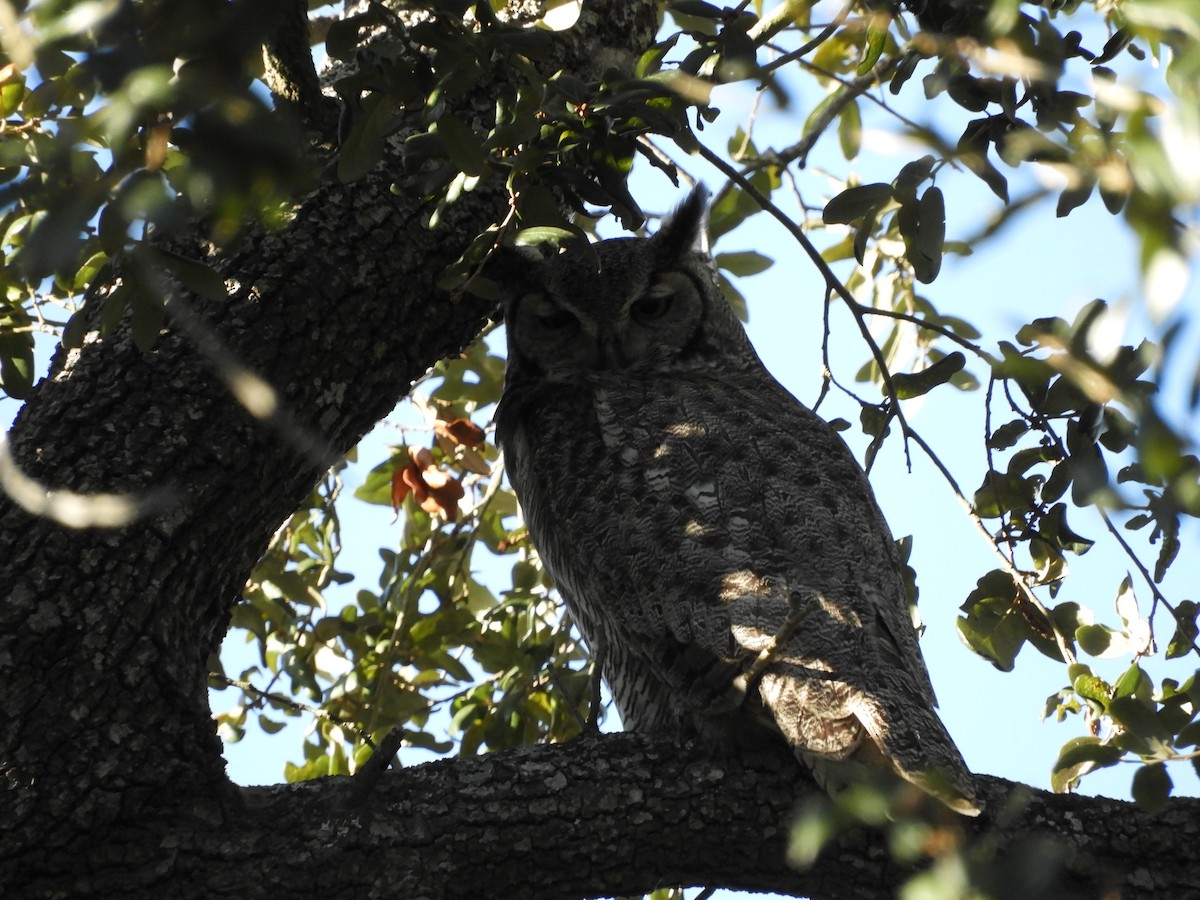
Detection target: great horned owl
<box><xmin>494</xmin><ymin>188</ymin><xmax>981</xmax><ymax>816</ymax></box>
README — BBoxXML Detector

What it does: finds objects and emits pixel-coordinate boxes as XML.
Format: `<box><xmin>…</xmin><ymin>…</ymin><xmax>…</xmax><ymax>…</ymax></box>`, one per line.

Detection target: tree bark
<box><xmin>0</xmin><ymin>2</ymin><xmax>1195</xmax><ymax>898</ymax></box>
<box><xmin>7</xmin><ymin>731</ymin><xmax>1198</xmax><ymax>899</ymax></box>
<box><xmin>0</xmin><ymin>0</ymin><xmax>656</xmax><ymax>886</ymax></box>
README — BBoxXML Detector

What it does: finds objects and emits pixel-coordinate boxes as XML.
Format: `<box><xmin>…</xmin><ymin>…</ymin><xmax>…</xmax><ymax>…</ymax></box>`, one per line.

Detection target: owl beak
<box><xmin>599</xmin><ymin>331</ymin><xmax>628</xmax><ymax>370</ymax></box>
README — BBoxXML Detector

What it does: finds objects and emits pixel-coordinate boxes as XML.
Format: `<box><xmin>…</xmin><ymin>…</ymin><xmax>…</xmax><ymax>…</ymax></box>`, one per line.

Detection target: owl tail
<box><xmin>758</xmin><ymin>668</ymin><xmax>983</xmax><ymax>816</ymax></box>
<box><xmin>849</xmin><ymin>695</ymin><xmax>984</xmax><ymax>817</ymax></box>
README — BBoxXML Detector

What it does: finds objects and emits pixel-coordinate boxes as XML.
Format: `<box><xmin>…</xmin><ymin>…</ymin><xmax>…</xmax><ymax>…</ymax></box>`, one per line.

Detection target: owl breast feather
<box><xmin>500</xmin><ymin>371</ymin><xmax>911</xmax><ymax>658</ymax></box>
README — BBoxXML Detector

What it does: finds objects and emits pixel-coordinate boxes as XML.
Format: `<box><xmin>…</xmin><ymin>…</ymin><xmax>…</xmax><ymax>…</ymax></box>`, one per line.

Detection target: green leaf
<box><xmin>354</xmin><ymin>453</ymin><xmax>401</xmax><ymax>506</ymax></box>
<box><xmin>0</xmin><ymin>303</ymin><xmax>35</xmax><ymax>399</ymax></box>
<box><xmin>1030</xmin><ymin>537</ymin><xmax>1065</xmax><ymax>584</ymax></box>
<box><xmin>1042</xmin><ymin>687</ymin><xmax>1081</xmax><ymax>722</ymax></box>
<box><xmin>1051</xmin><ymin>602</ymin><xmax>1088</xmax><ymax>638</ymax></box>
<box><xmin>911</xmin><ymin>186</ymin><xmax>945</xmax><ymax>283</ymax></box>
<box><xmin>972</xmin><ymin>469</ymin><xmax>1035</xmax><ymax>518</ymax></box>
<box><xmin>635</xmin><ymin>35</ymin><xmax>679</xmax><ymax>78</ymax></box>
<box><xmin>0</xmin><ymin>338</ymin><xmax>34</xmax><ymax>399</ymax></box>
<box><xmin>337</xmin><ymin>92</ymin><xmax>395</xmax><ymax>183</ymax></box>
<box><xmin>1056</xmin><ymin>176</ymin><xmax>1095</xmax><ymax>218</ymax></box>
<box><xmin>1114</xmin><ymin>575</ymin><xmax>1153</xmax><ymax>655</ymax></box>
<box><xmin>1076</xmin><ymin>623</ymin><xmax>1136</xmax><ymax>659</ymax></box>
<box><xmin>847</xmin><ymin>209</ymin><xmax>874</xmax><ymax>265</ymax></box>
<box><xmin>889</xmin><ymin>351</ymin><xmax>964</xmax><ymax>400</ymax></box>
<box><xmin>715</xmin><ymin>250</ymin><xmax>773</xmax><ymax>277</ymax></box>
<box><xmin>1072</xmin><ymin>671</ymin><xmax>1112</xmax><ymax>708</ymax></box>
<box><xmin>892</xmin><ymin>155</ymin><xmax>936</xmax><ymax>199</ymax></box>
<box><xmin>18</xmin><ymin>190</ymin><xmax>99</xmax><ymax>280</ymax></box>
<box><xmin>404</xmin><ymin>729</ymin><xmax>453</xmax><ymax>754</ymax></box>
<box><xmin>512</xmin><ymin>226</ymin><xmax>578</xmax><ymax>248</ymax></box>
<box><xmin>146</xmin><ymin>247</ymin><xmax>229</xmax><ymax>301</ymax></box>
<box><xmin>800</xmin><ymin>90</ymin><xmax>841</xmax><ymax>143</ymax></box>
<box><xmin>1066</xmin><ymin>662</ymin><xmax>1094</xmax><ymax>684</ymax></box>
<box><xmin>1131</xmin><ymin>764</ymin><xmax>1172</xmax><ymax>813</ymax></box>
<box><xmin>1050</xmin><ymin>736</ymin><xmax>1123</xmax><ymax>793</ymax></box>
<box><xmin>822</xmin><ymin>183</ymin><xmax>893</xmax><ymax>225</ymax></box>
<box><xmin>988</xmin><ymin>419</ymin><xmax>1029</xmax><ymax>450</ymax></box>
<box><xmin>436</xmin><ymin>114</ymin><xmax>489</xmax><ymax>177</ymax></box>
<box><xmin>1040</xmin><ymin>503</ymin><xmax>1094</xmax><ymax>555</ymax></box>
<box><xmin>708</xmin><ymin>172</ymin><xmax>774</xmax><ymax>239</ymax></box>
<box><xmin>858</xmin><ymin>16</ymin><xmax>889</xmax><ymax>75</ymax></box>
<box><xmin>0</xmin><ymin>72</ymin><xmax>25</xmax><ymax>117</ymax></box>
<box><xmin>957</xmin><ymin>571</ymin><xmax>1026</xmax><ymax>671</ymax></box>
<box><xmin>947</xmin><ymin>74</ymin><xmax>993</xmax><ymax>112</ymax></box>
<box><xmin>838</xmin><ymin>101</ymin><xmax>862</xmax><ymax>160</ymax></box>
<box><xmin>859</xmin><ymin>404</ymin><xmax>890</xmax><ymax>441</ymax></box>
<box><xmin>1177</xmin><ymin>719</ymin><xmax>1200</xmax><ymax>748</ymax></box>
<box><xmin>1109</xmin><ymin>696</ymin><xmax>1172</xmax><ymax>744</ymax></box>
<box><xmin>426</xmin><ymin>649</ymin><xmax>474</xmax><ymax>684</ymax></box>
<box><xmin>956</xmin><ymin>607</ymin><xmax>1026</xmax><ymax>671</ymax></box>
<box><xmin>1166</xmin><ymin>600</ymin><xmax>1198</xmax><ymax>659</ymax></box>
<box><xmin>125</xmin><ymin>275</ymin><xmax>165</xmax><ymax>353</ymax></box>
<box><xmin>1113</xmin><ymin>663</ymin><xmax>1153</xmax><ymax>701</ymax></box>
<box><xmin>787</xmin><ymin>798</ymin><xmax>839</xmax><ymax>869</ymax></box>
<box><xmin>72</xmin><ymin>251</ymin><xmax>108</xmax><ymax>292</ymax></box>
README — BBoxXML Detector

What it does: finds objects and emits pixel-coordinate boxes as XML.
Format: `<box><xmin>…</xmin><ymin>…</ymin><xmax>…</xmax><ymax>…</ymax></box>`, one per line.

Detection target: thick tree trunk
<box><xmin>0</xmin><ymin>0</ymin><xmax>657</xmax><ymax>887</ymax></box>
<box><xmin>0</xmin><ymin>2</ymin><xmax>1194</xmax><ymax>898</ymax></box>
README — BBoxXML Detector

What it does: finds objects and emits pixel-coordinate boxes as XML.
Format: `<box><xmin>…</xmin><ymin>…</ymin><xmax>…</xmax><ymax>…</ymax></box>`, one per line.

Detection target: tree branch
<box><xmin>11</xmin><ymin>733</ymin><xmax>1194</xmax><ymax>899</ymax></box>
<box><xmin>261</xmin><ymin>0</ymin><xmax>338</xmax><ymax>138</ymax></box>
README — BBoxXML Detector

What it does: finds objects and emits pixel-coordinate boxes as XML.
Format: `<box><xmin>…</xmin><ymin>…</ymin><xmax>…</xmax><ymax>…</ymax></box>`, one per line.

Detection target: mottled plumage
<box><xmin>495</xmin><ymin>189</ymin><xmax>981</xmax><ymax>815</ymax></box>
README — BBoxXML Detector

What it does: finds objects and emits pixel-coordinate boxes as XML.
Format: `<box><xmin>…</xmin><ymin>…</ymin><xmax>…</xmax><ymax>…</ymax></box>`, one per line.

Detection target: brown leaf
<box><xmin>392</xmin><ymin>446</ymin><xmax>465</xmax><ymax>519</ymax></box>
<box><xmin>438</xmin><ymin>417</ymin><xmax>487</xmax><ymax>448</ymax></box>
<box><xmin>391</xmin><ymin>467</ymin><xmax>411</xmax><ymax>511</ymax></box>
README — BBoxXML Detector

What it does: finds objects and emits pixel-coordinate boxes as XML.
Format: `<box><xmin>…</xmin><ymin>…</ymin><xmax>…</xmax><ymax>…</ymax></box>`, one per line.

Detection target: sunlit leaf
<box><xmin>1051</xmin><ymin>736</ymin><xmax>1122</xmax><ymax>793</ymax></box>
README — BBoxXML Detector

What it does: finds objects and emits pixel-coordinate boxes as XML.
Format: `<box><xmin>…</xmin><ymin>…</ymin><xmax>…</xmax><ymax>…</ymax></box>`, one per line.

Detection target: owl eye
<box><xmin>531</xmin><ymin>300</ymin><xmax>577</xmax><ymax>332</ymax></box>
<box><xmin>630</xmin><ymin>284</ymin><xmax>675</xmax><ymax>324</ymax></box>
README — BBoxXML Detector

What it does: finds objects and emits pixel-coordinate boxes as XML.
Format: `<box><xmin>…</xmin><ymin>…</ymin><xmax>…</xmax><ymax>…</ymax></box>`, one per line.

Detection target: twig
<box><xmin>216</xmin><ymin>674</ymin><xmax>377</xmax><ymax>748</ymax></box>
<box><xmin>798</xmin><ymin>58</ymin><xmax>932</xmax><ymax>144</ymax></box>
<box><xmin>739</xmin><ymin>592</ymin><xmax>817</xmax><ymax>688</ymax></box>
<box><xmin>859</xmin><ymin>305</ymin><xmax>990</xmax><ymax>357</ymax></box>
<box><xmin>904</xmin><ymin>428</ymin><xmax>1079</xmax><ymax>666</ymax></box>
<box><xmin>780</xmin><ymin>66</ymin><xmax>888</xmax><ymax>169</ymax></box>
<box><xmin>693</xmin><ymin>141</ymin><xmax>916</xmax><ymax>470</ymax></box>
<box><xmin>1098</xmin><ymin>507</ymin><xmax>1200</xmax><ymax>657</ymax></box>
<box><xmin>342</xmin><ymin>725</ymin><xmax>407</xmax><ymax>808</ymax></box>
<box><xmin>749</xmin><ymin>0</ymin><xmax>852</xmax><ymax>48</ymax></box>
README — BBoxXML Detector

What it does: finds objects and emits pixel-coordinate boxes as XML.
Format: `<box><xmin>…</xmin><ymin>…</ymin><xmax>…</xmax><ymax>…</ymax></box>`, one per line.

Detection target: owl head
<box><xmin>497</xmin><ymin>187</ymin><xmax>757</xmax><ymax>382</ymax></box>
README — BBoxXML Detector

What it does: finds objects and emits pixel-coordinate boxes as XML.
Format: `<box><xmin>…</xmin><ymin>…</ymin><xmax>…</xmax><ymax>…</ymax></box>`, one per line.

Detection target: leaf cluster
<box><xmin>1</xmin><ymin>0</ymin><xmax>316</xmax><ymax>396</ymax></box>
<box><xmin>214</xmin><ymin>340</ymin><xmax>593</xmax><ymax>778</ymax></box>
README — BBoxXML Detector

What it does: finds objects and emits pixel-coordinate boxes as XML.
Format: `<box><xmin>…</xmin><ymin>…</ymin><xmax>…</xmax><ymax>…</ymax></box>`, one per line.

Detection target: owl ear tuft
<box><xmin>483</xmin><ymin>244</ymin><xmax>546</xmax><ymax>307</ymax></box>
<box><xmin>654</xmin><ymin>185</ymin><xmax>710</xmax><ymax>263</ymax></box>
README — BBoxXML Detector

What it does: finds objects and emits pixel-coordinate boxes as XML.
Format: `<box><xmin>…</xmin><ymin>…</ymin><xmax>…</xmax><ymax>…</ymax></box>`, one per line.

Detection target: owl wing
<box><xmin>738</xmin><ymin>583</ymin><xmax>983</xmax><ymax>816</ymax></box>
<box><xmin>644</xmin><ymin>375</ymin><xmax>981</xmax><ymax>814</ymax></box>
